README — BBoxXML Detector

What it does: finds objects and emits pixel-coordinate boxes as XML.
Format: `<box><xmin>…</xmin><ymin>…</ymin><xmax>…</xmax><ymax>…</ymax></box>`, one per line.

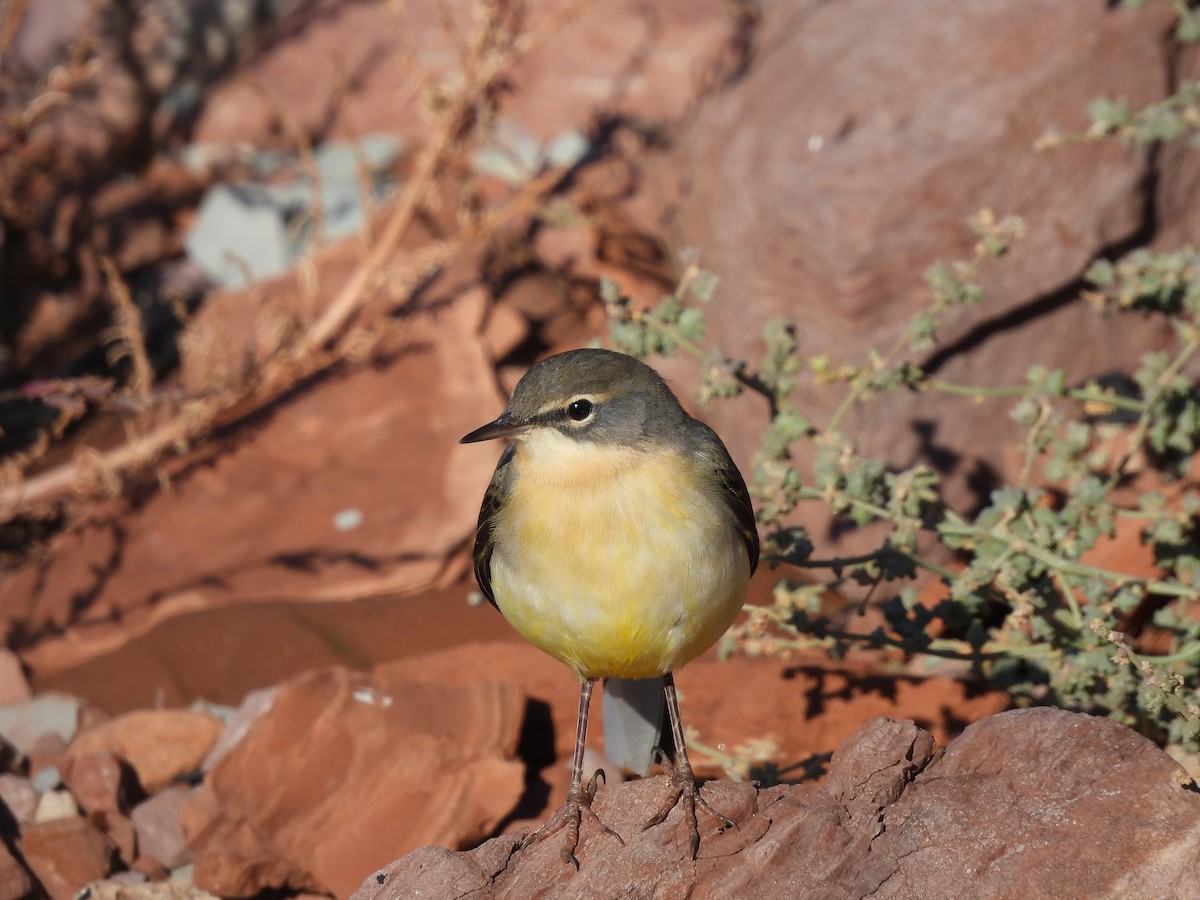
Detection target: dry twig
<box><xmin>0</xmin><ymin>0</ymin><xmax>586</xmax><ymax>517</ymax></box>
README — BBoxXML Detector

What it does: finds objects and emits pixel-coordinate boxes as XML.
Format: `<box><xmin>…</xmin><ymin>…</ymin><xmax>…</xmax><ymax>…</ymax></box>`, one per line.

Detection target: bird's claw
<box><xmin>642</xmin><ymin>753</ymin><xmax>734</xmax><ymax>859</ymax></box>
<box><xmin>521</xmin><ymin>768</ymin><xmax>623</xmax><ymax>869</ymax></box>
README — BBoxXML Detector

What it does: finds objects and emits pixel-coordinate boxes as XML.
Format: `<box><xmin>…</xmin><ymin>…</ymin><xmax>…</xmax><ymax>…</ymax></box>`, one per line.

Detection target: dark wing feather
<box><xmin>472</xmin><ymin>443</ymin><xmax>516</xmax><ymax>609</ymax></box>
<box><xmin>691</xmin><ymin>422</ymin><xmax>760</xmax><ymax>574</ymax></box>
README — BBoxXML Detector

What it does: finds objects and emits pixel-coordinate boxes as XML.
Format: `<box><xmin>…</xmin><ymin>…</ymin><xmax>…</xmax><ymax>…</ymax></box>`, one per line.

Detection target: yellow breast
<box><xmin>488</xmin><ymin>430</ymin><xmax>751</xmax><ymax>680</ymax></box>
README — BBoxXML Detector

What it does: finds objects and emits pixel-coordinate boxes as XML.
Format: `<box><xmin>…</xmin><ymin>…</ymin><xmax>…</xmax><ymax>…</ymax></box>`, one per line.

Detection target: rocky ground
<box><xmin>2</xmin><ymin>650</ymin><xmax>1197</xmax><ymax>897</ymax></box>
<box><xmin>2</xmin><ymin>0</ymin><xmax>1200</xmax><ymax>897</ymax></box>
<box><xmin>358</xmin><ymin>711</ymin><xmax>1200</xmax><ymax>899</ymax></box>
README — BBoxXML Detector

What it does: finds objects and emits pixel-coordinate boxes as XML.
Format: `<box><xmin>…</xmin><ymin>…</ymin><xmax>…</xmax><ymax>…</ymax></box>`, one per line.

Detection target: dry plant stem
<box><xmin>0</xmin><ymin>0</ymin><xmax>579</xmax><ymax>517</ymax></box>
<box><xmin>100</xmin><ymin>257</ymin><xmax>154</xmax><ymax>404</ymax></box>
<box><xmin>330</xmin><ymin>61</ymin><xmax>382</xmax><ymax>245</ymax></box>
<box><xmin>253</xmin><ymin>82</ymin><xmax>325</xmax><ymax>248</ymax></box>
<box><xmin>299</xmin><ymin>0</ymin><xmax>591</xmax><ymax>352</ymax></box>
<box><xmin>4</xmin><ymin>0</ymin><xmax>103</xmax><ymax>131</ymax></box>
<box><xmin>0</xmin><ymin>164</ymin><xmax>565</xmax><ymax>516</ymax></box>
<box><xmin>299</xmin><ymin>2</ymin><xmax>519</xmax><ymax>355</ymax></box>
<box><xmin>0</xmin><ymin>417</ymin><xmax>189</xmax><ymax>517</ymax></box>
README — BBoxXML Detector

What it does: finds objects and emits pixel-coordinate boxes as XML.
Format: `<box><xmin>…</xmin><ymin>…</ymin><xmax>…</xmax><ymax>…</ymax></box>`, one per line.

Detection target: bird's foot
<box><xmin>643</xmin><ymin>754</ymin><xmax>735</xmax><ymax>859</ymax></box>
<box><xmin>521</xmin><ymin>769</ymin><xmax>623</xmax><ymax>869</ymax></box>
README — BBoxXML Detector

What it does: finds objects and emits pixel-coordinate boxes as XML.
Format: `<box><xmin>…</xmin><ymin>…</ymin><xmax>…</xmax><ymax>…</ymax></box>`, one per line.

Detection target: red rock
<box><xmin>378</xmin><ymin>640</ymin><xmax>1009</xmax><ymax>829</ymax></box>
<box><xmin>76</xmin><ymin>702</ymin><xmax>111</xmax><ymax>736</ymax></box>
<box><xmin>93</xmin><ymin>809</ymin><xmax>138</xmax><ymax>867</ymax></box>
<box><xmin>182</xmin><ymin>667</ymin><xmax>525</xmax><ymax>898</ymax></box>
<box><xmin>199</xmin><ymin>688</ymin><xmax>276</xmax><ymax>771</ymax></box>
<box><xmin>81</xmin><ymin>880</ymin><xmax>218</xmax><ymax>899</ymax></box>
<box><xmin>482</xmin><ymin>298</ymin><xmax>531</xmax><ymax>362</ymax></box>
<box><xmin>1</xmin><ymin>0</ymin><xmax>735</xmax><ymax>699</ymax></box>
<box><xmin>869</xmin><ymin>708</ymin><xmax>1200</xmax><ymax>896</ymax></box>
<box><xmin>0</xmin><ymin>841</ymin><xmax>33</xmax><ymax>900</ymax></box>
<box><xmin>650</xmin><ymin>0</ymin><xmax>1181</xmax><ymax>516</ymax></box>
<box><xmin>0</xmin><ymin>694</ymin><xmax>81</xmax><ymax>757</ymax></box>
<box><xmin>377</xmin><ymin>642</ymin><xmax>580</xmax><ymax>766</ymax></box>
<box><xmin>0</xmin><ymin>0</ymin><xmax>744</xmax><ymax>690</ymax></box>
<box><xmin>533</xmin><ymin>224</ymin><xmax>596</xmax><ymax>276</ymax></box>
<box><xmin>825</xmin><ymin>717</ymin><xmax>936</xmax><ymax>819</ymax></box>
<box><xmin>9</xmin><ymin>278</ymin><xmax>503</xmax><ymax>681</ymax></box>
<box><xmin>354</xmin><ymin>709</ymin><xmax>1200</xmax><ymax>898</ymax></box>
<box><xmin>131</xmin><ymin>786</ymin><xmax>192</xmax><ymax>869</ymax></box>
<box><xmin>129</xmin><ymin>853</ymin><xmax>170</xmax><ymax>882</ymax></box>
<box><xmin>33</xmin><ymin>583</ymin><xmax>521</xmax><ymax>715</ymax></box>
<box><xmin>1155</xmin><ymin>43</ymin><xmax>1200</xmax><ymax>250</ymax></box>
<box><xmin>65</xmin><ymin>751</ymin><xmax>138</xmax><ymax>815</ymax></box>
<box><xmin>0</xmin><ymin>774</ymin><xmax>38</xmax><ymax>827</ymax></box>
<box><xmin>20</xmin><ymin>815</ymin><xmax>115</xmax><ymax>899</ymax></box>
<box><xmin>69</xmin><ymin>710</ymin><xmax>223</xmax><ymax>793</ymax></box>
<box><xmin>499</xmin><ymin>273</ymin><xmax>567</xmax><ymax>323</ymax></box>
<box><xmin>26</xmin><ymin>731</ymin><xmax>68</xmax><ymax>785</ymax></box>
<box><xmin>672</xmin><ymin>651</ymin><xmax>1008</xmax><ymax>779</ymax></box>
<box><xmin>0</xmin><ymin>650</ymin><xmax>31</xmax><ymax>706</ymax></box>
<box><xmin>192</xmin><ymin>0</ymin><xmax>738</xmax><ymax>147</ymax></box>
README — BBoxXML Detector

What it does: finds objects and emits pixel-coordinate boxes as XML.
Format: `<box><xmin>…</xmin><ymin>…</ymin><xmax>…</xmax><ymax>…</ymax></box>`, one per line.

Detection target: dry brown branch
<box><xmin>251</xmin><ymin>80</ymin><xmax>326</xmax><ymax>249</ymax></box>
<box><xmin>300</xmin><ymin>0</ymin><xmax>590</xmax><ymax>354</ymax></box>
<box><xmin>436</xmin><ymin>0</ymin><xmax>472</xmax><ymax>71</ymax></box>
<box><xmin>297</xmin><ymin>1</ymin><xmax>523</xmax><ymax>355</ymax></box>
<box><xmin>101</xmin><ymin>256</ymin><xmax>154</xmax><ymax>404</ymax></box>
<box><xmin>2</xmin><ymin>416</ymin><xmax>189</xmax><ymax>515</ymax></box>
<box><xmin>5</xmin><ymin>0</ymin><xmax>105</xmax><ymax>131</ymax></box>
<box><xmin>330</xmin><ymin>56</ymin><xmax>382</xmax><ymax>249</ymax></box>
<box><xmin>72</xmin><ymin>444</ymin><xmax>121</xmax><ymax>498</ymax></box>
<box><xmin>0</xmin><ymin>0</ymin><xmax>586</xmax><ymax>518</ymax></box>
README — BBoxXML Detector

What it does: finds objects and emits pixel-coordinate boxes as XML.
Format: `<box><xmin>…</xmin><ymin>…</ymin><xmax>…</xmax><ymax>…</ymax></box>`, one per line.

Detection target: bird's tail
<box><xmin>601</xmin><ymin>676</ymin><xmax>667</xmax><ymax>776</ymax></box>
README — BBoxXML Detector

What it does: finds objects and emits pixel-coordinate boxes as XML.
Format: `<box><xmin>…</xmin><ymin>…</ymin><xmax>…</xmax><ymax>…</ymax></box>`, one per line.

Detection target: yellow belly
<box><xmin>489</xmin><ymin>433</ymin><xmax>751</xmax><ymax>680</ymax></box>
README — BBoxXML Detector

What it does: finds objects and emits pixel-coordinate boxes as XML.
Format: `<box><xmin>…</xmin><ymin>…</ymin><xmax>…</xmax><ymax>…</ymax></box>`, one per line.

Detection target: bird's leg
<box><xmin>642</xmin><ymin>673</ymin><xmax>735</xmax><ymax>858</ymax></box>
<box><xmin>520</xmin><ymin>678</ymin><xmax>623</xmax><ymax>868</ymax></box>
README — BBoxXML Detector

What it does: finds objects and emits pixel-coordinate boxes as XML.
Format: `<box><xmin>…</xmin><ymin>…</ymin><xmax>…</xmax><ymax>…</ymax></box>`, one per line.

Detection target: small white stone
<box><xmin>333</xmin><ymin>508</ymin><xmax>364</xmax><ymax>532</ymax></box>
<box><xmin>34</xmin><ymin>788</ymin><xmax>78</xmax><ymax>823</ymax></box>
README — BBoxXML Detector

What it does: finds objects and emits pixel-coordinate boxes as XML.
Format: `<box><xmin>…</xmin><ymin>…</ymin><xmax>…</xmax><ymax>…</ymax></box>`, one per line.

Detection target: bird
<box><xmin>460</xmin><ymin>347</ymin><xmax>759</xmax><ymax>866</ymax></box>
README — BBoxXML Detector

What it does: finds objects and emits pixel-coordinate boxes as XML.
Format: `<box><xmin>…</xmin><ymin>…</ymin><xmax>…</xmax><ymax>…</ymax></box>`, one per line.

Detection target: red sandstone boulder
<box><xmin>20</xmin><ymin>815</ymin><xmax>115</xmax><ymax>898</ymax></box>
<box><xmin>0</xmin><ymin>842</ymin><xmax>33</xmax><ymax>900</ymax></box>
<box><xmin>649</xmin><ymin>0</ymin><xmax>1183</xmax><ymax>516</ymax></box>
<box><xmin>181</xmin><ymin>667</ymin><xmax>526</xmax><ymax>898</ymax></box>
<box><xmin>69</xmin><ymin>709</ymin><xmax>223</xmax><ymax>794</ymax></box>
<box><xmin>353</xmin><ymin>709</ymin><xmax>1200</xmax><ymax>899</ymax></box>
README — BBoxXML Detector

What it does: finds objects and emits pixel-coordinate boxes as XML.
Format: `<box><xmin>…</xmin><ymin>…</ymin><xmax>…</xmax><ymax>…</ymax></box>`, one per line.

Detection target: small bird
<box><xmin>461</xmin><ymin>348</ymin><xmax>758</xmax><ymax>865</ymax></box>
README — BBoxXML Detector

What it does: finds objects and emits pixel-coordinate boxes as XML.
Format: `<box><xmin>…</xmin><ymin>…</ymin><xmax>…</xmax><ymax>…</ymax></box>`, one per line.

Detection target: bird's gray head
<box><xmin>460</xmin><ymin>348</ymin><xmax>688</xmax><ymax>447</ymax></box>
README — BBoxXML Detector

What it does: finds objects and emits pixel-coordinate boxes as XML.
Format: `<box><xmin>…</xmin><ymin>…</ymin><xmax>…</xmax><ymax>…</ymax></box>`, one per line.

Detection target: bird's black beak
<box><xmin>459</xmin><ymin>414</ymin><xmax>530</xmax><ymax>444</ymax></box>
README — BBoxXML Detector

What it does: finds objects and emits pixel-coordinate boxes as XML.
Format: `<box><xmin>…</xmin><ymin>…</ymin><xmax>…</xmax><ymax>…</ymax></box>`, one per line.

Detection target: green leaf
<box><xmin>599</xmin><ymin>275</ymin><xmax>622</xmax><ymax>305</ymax></box>
<box><xmin>1088</xmin><ymin>96</ymin><xmax>1131</xmax><ymax>132</ymax></box>
<box><xmin>689</xmin><ymin>269</ymin><xmax>720</xmax><ymax>302</ymax></box>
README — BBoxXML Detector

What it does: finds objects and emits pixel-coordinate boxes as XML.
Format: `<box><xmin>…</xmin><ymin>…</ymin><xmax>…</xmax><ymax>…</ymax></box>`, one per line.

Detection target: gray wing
<box><xmin>472</xmin><ymin>443</ymin><xmax>516</xmax><ymax>609</ymax></box>
<box><xmin>692</xmin><ymin>421</ymin><xmax>760</xmax><ymax>574</ymax></box>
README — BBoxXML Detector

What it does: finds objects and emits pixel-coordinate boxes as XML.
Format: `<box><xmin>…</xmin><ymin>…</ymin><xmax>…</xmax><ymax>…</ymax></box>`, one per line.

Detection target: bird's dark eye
<box><xmin>567</xmin><ymin>399</ymin><xmax>594</xmax><ymax>421</ymax></box>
